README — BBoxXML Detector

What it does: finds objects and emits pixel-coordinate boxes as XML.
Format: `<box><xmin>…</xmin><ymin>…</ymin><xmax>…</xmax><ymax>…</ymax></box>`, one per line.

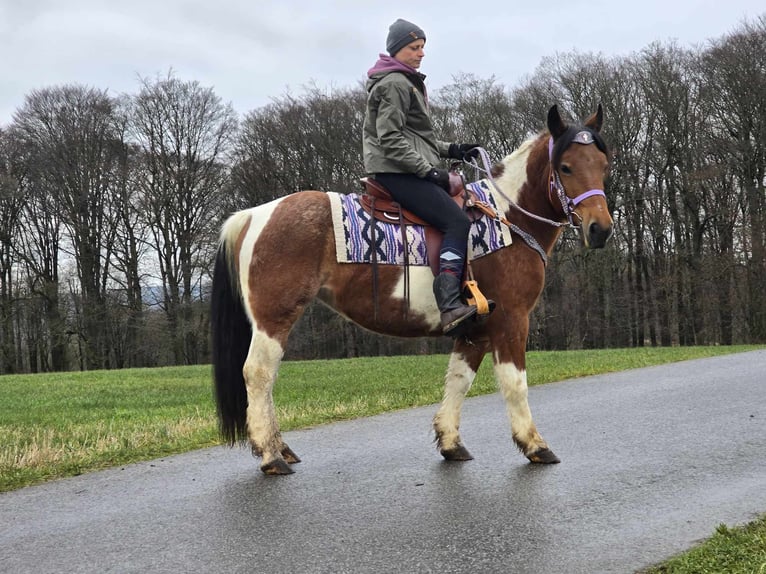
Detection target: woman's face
<box><xmin>394</xmin><ymin>39</ymin><xmax>425</xmax><ymax>69</ymax></box>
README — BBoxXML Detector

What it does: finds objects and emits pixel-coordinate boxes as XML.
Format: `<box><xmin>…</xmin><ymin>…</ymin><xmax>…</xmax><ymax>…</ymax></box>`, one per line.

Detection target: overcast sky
<box><xmin>1</xmin><ymin>1</ymin><xmax>763</xmax><ymax>126</ymax></box>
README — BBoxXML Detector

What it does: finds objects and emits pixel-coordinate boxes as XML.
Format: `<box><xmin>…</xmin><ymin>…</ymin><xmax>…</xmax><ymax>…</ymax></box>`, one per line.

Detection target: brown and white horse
<box><xmin>211</xmin><ymin>105</ymin><xmax>613</xmax><ymax>475</ymax></box>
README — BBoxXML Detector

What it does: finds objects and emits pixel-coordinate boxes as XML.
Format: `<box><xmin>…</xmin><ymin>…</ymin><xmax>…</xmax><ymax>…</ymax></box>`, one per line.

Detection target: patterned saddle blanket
<box><xmin>328</xmin><ymin>180</ymin><xmax>512</xmax><ymax>268</ymax></box>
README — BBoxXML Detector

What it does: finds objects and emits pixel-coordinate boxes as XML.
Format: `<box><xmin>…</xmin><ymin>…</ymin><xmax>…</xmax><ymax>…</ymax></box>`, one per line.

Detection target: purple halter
<box><xmin>548</xmin><ymin>133</ymin><xmax>606</xmax><ymax>226</ymax></box>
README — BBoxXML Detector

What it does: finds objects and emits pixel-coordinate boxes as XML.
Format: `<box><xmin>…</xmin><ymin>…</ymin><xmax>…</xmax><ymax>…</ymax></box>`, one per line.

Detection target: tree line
<box><xmin>0</xmin><ymin>16</ymin><xmax>764</xmax><ymax>373</ymax></box>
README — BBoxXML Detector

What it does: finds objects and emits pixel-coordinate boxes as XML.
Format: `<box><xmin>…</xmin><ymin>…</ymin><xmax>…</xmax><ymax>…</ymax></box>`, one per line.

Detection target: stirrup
<box><xmin>463</xmin><ymin>280</ymin><xmax>493</xmax><ymax>317</ymax></box>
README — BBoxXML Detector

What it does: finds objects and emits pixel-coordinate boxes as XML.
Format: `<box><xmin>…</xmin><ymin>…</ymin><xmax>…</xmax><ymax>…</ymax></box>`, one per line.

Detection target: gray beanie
<box><xmin>386</xmin><ymin>19</ymin><xmax>426</xmax><ymax>56</ymax></box>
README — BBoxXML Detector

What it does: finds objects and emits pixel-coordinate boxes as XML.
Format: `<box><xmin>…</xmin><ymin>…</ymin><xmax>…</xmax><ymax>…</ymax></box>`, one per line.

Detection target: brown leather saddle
<box><xmin>358</xmin><ymin>171</ymin><xmax>480</xmax><ymax>276</ymax></box>
<box><xmin>357</xmin><ymin>171</ymin><xmax>492</xmax><ymax>319</ymax></box>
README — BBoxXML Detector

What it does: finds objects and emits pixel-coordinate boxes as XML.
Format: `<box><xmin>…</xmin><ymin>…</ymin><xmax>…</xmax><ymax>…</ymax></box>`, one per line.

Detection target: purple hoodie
<box><xmin>366</xmin><ymin>54</ymin><xmax>428</xmax><ymax>102</ymax></box>
<box><xmin>366</xmin><ymin>53</ymin><xmax>421</xmax><ymax>78</ymax></box>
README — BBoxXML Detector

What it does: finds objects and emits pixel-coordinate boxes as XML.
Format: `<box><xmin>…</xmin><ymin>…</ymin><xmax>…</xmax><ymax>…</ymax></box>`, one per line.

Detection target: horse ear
<box><xmin>584</xmin><ymin>103</ymin><xmax>604</xmax><ymax>132</ymax></box>
<box><xmin>547</xmin><ymin>105</ymin><xmax>567</xmax><ymax>139</ymax></box>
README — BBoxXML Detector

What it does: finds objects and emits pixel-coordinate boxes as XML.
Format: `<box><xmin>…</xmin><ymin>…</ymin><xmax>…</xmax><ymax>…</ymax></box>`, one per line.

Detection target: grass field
<box><xmin>1</xmin><ymin>345</ymin><xmax>760</xmax><ymax>492</ymax></box>
<box><xmin>1</xmin><ymin>345</ymin><xmax>764</xmax><ymax>573</ymax></box>
<box><xmin>640</xmin><ymin>517</ymin><xmax>766</xmax><ymax>573</ymax></box>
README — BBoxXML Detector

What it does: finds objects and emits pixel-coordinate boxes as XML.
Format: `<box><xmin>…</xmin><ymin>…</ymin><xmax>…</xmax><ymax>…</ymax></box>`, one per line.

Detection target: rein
<box><xmin>470</xmin><ymin>139</ymin><xmax>605</xmax><ymax>230</ymax></box>
<box><xmin>469</xmin><ymin>147</ymin><xmax>571</xmax><ymax>230</ymax></box>
<box><xmin>464</xmin><ymin>182</ymin><xmax>549</xmax><ymax>266</ymax></box>
<box><xmin>463</xmin><ymin>137</ymin><xmax>606</xmax><ymax>263</ymax></box>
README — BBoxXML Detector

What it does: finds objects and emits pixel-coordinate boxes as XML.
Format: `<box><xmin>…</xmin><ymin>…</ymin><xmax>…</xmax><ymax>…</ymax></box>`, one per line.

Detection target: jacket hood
<box><xmin>366</xmin><ymin>54</ymin><xmax>426</xmax><ymax>90</ymax></box>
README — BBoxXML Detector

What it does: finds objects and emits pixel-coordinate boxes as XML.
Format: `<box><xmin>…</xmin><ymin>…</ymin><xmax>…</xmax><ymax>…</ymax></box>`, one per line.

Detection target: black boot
<box><xmin>433</xmin><ymin>273</ymin><xmax>478</xmax><ymax>337</ymax></box>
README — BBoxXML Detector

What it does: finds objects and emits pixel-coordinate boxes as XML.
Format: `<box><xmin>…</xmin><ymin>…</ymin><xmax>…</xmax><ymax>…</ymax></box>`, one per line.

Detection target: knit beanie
<box><xmin>386</xmin><ymin>19</ymin><xmax>426</xmax><ymax>56</ymax></box>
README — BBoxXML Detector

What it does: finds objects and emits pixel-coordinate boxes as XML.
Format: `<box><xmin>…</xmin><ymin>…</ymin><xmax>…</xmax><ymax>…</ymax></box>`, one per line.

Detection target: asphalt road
<box><xmin>2</xmin><ymin>351</ymin><xmax>765</xmax><ymax>574</ymax></box>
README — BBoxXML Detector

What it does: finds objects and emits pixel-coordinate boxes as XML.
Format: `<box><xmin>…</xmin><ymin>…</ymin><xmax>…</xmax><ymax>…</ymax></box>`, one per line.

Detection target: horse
<box><xmin>211</xmin><ymin>104</ymin><xmax>613</xmax><ymax>475</ymax></box>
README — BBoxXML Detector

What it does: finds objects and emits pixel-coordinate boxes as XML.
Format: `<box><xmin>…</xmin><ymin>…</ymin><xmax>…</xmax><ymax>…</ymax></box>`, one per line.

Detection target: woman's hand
<box><xmin>424</xmin><ymin>167</ymin><xmax>451</xmax><ymax>192</ymax></box>
<box><xmin>448</xmin><ymin>143</ymin><xmax>482</xmax><ymax>161</ymax></box>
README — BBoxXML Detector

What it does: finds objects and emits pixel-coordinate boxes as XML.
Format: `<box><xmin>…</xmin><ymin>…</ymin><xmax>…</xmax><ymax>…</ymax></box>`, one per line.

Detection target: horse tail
<box><xmin>211</xmin><ymin>210</ymin><xmax>252</xmax><ymax>446</ymax></box>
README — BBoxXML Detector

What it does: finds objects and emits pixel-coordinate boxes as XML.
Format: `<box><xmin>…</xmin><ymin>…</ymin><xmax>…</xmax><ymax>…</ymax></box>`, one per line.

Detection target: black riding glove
<box><xmin>448</xmin><ymin>143</ymin><xmax>482</xmax><ymax>161</ymax></box>
<box><xmin>424</xmin><ymin>167</ymin><xmax>451</xmax><ymax>193</ymax></box>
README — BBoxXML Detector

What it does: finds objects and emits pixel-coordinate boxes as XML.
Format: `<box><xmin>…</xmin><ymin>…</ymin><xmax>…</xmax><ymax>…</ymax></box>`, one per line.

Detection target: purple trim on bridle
<box><xmin>547</xmin><ymin>136</ymin><xmax>605</xmax><ymax>226</ymax></box>
<box><xmin>570</xmin><ymin>189</ymin><xmax>606</xmax><ymax>206</ymax></box>
<box><xmin>468</xmin><ymin>138</ymin><xmax>608</xmax><ymax>234</ymax></box>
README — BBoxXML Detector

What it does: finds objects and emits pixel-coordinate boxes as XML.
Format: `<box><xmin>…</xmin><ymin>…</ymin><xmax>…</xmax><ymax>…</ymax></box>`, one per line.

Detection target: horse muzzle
<box><xmin>585</xmin><ymin>221</ymin><xmax>613</xmax><ymax>249</ymax></box>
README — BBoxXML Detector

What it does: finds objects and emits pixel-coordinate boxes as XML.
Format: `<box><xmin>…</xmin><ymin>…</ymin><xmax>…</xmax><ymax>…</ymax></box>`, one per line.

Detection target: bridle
<box><xmin>547</xmin><ymin>132</ymin><xmax>607</xmax><ymax>227</ymax></box>
<box><xmin>469</xmin><ymin>134</ymin><xmax>606</xmax><ymax>230</ymax></box>
<box><xmin>461</xmin><ymin>136</ymin><xmax>607</xmax><ymax>265</ymax></box>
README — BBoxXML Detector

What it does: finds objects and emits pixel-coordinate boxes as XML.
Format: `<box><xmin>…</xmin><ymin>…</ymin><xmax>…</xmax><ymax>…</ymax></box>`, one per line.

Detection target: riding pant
<box><xmin>373</xmin><ymin>173</ymin><xmax>471</xmax><ymax>277</ymax></box>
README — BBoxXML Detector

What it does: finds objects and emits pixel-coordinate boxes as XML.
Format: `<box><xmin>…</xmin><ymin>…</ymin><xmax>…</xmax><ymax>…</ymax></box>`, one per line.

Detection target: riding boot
<box><xmin>433</xmin><ymin>272</ymin><xmax>478</xmax><ymax>337</ymax></box>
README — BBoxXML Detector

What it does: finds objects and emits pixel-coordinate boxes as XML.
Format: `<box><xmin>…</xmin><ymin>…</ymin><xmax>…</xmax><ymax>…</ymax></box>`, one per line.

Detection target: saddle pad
<box><xmin>328</xmin><ymin>179</ymin><xmax>512</xmax><ymax>266</ymax></box>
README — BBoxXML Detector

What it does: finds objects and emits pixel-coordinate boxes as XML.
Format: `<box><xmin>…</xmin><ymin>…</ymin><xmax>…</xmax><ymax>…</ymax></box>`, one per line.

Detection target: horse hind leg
<box><xmin>242</xmin><ymin>327</ymin><xmax>299</xmax><ymax>475</ymax></box>
<box><xmin>433</xmin><ymin>340</ymin><xmax>488</xmax><ymax>461</ymax></box>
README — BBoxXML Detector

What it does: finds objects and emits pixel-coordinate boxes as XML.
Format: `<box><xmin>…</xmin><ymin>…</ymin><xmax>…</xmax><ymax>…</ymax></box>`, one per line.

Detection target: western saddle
<box><xmin>358</xmin><ymin>172</ymin><xmax>492</xmax><ymax>318</ymax></box>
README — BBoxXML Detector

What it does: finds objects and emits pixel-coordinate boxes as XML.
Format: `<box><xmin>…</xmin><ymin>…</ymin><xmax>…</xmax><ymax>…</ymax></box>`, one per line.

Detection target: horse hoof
<box><xmin>281</xmin><ymin>446</ymin><xmax>301</xmax><ymax>464</ymax></box>
<box><xmin>441</xmin><ymin>444</ymin><xmax>474</xmax><ymax>461</ymax></box>
<box><xmin>261</xmin><ymin>458</ymin><xmax>295</xmax><ymax>475</ymax></box>
<box><xmin>527</xmin><ymin>448</ymin><xmax>561</xmax><ymax>464</ymax></box>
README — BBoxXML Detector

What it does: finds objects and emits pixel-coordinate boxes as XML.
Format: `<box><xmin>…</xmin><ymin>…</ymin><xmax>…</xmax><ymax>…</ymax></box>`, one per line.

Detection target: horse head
<box><xmin>547</xmin><ymin>104</ymin><xmax>613</xmax><ymax>248</ymax></box>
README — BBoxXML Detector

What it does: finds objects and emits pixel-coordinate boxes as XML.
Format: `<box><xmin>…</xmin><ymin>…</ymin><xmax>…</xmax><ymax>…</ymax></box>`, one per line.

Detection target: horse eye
<box><xmin>561</xmin><ymin>164</ymin><xmax>572</xmax><ymax>175</ymax></box>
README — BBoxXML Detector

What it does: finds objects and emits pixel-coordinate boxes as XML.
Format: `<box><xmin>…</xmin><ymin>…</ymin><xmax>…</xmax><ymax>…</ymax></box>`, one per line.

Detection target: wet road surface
<box><xmin>1</xmin><ymin>350</ymin><xmax>765</xmax><ymax>573</ymax></box>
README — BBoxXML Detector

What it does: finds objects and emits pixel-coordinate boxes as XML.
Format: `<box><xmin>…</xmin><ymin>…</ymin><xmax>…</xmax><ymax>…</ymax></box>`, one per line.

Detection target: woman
<box><xmin>362</xmin><ymin>18</ymin><xmax>490</xmax><ymax>337</ymax></box>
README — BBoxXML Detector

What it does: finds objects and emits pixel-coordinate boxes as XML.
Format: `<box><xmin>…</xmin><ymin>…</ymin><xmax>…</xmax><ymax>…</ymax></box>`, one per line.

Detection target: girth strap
<box><xmin>398</xmin><ymin>207</ymin><xmax>410</xmax><ymax>318</ymax></box>
<box><xmin>370</xmin><ymin>195</ymin><xmax>379</xmax><ymax>321</ymax></box>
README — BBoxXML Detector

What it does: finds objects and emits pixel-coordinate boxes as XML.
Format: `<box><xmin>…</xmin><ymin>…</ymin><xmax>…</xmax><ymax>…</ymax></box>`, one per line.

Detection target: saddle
<box><xmin>359</xmin><ymin>171</ymin><xmax>469</xmax><ymax>227</ymax></box>
<box><xmin>358</xmin><ymin>171</ymin><xmax>492</xmax><ymax>318</ymax></box>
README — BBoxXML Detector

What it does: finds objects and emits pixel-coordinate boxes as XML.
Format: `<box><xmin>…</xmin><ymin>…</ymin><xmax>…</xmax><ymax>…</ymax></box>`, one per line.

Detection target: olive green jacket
<box><xmin>363</xmin><ymin>69</ymin><xmax>450</xmax><ymax>177</ymax></box>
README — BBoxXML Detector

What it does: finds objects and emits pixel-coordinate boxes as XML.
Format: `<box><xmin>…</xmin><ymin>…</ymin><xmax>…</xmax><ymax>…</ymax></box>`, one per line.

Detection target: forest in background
<box><xmin>0</xmin><ymin>15</ymin><xmax>764</xmax><ymax>373</ymax></box>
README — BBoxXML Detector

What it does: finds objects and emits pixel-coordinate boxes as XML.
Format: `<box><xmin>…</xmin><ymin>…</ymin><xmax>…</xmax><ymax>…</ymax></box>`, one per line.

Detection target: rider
<box><xmin>362</xmin><ymin>18</ymin><xmax>491</xmax><ymax>337</ymax></box>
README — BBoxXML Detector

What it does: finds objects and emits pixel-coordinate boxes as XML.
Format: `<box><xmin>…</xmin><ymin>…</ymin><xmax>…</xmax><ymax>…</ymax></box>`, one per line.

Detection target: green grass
<box><xmin>641</xmin><ymin>517</ymin><xmax>766</xmax><ymax>574</ymax></box>
<box><xmin>1</xmin><ymin>345</ymin><xmax>764</xmax><ymax>573</ymax></box>
<box><xmin>0</xmin><ymin>366</ymin><xmax>220</xmax><ymax>491</ymax></box>
<box><xmin>1</xmin><ymin>345</ymin><xmax>759</xmax><ymax>493</ymax></box>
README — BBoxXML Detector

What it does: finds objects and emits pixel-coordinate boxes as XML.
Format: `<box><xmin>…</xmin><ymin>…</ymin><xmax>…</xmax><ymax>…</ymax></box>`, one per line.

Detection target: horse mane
<box><xmin>490</xmin><ymin>134</ymin><xmax>550</xmax><ymax>204</ymax></box>
<box><xmin>490</xmin><ymin>122</ymin><xmax>609</xmax><ymax>198</ymax></box>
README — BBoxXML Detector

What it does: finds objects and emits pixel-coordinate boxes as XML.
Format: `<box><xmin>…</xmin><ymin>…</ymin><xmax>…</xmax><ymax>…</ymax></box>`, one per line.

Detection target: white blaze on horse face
<box><xmin>391</xmin><ymin>266</ymin><xmax>442</xmax><ymax>329</ymax></box>
<box><xmin>493</xmin><ymin>138</ymin><xmax>535</xmax><ymax>211</ymax></box>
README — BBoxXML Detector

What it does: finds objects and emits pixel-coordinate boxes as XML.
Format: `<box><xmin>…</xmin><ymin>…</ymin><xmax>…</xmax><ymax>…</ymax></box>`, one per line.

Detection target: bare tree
<box><xmin>102</xmin><ymin>104</ymin><xmax>150</xmax><ymax>367</ymax></box>
<box><xmin>701</xmin><ymin>16</ymin><xmax>766</xmax><ymax>342</ymax></box>
<box><xmin>12</xmin><ymin>85</ymin><xmax>126</xmax><ymax>369</ymax></box>
<box><xmin>0</xmin><ymin>128</ymin><xmax>26</xmax><ymax>372</ymax></box>
<box><xmin>129</xmin><ymin>72</ymin><xmax>237</xmax><ymax>364</ymax></box>
<box><xmin>230</xmin><ymin>84</ymin><xmax>366</xmax><ymax>208</ymax></box>
<box><xmin>433</xmin><ymin>74</ymin><xmax>527</xmax><ymax>158</ymax></box>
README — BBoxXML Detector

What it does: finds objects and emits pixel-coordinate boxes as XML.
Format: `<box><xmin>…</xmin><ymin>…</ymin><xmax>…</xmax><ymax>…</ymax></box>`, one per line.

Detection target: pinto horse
<box><xmin>211</xmin><ymin>105</ymin><xmax>612</xmax><ymax>475</ymax></box>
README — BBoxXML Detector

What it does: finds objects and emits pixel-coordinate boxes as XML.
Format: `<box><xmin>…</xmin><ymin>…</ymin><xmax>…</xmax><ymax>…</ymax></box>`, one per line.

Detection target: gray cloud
<box><xmin>1</xmin><ymin>0</ymin><xmax>763</xmax><ymax>124</ymax></box>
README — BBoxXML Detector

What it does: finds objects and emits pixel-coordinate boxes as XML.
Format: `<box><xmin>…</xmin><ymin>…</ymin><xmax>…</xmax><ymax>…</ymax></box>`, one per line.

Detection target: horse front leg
<box><xmin>243</xmin><ymin>328</ymin><xmax>299</xmax><ymax>475</ymax></box>
<box><xmin>493</xmin><ymin>332</ymin><xmax>560</xmax><ymax>464</ymax></box>
<box><xmin>433</xmin><ymin>338</ymin><xmax>489</xmax><ymax>461</ymax></box>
